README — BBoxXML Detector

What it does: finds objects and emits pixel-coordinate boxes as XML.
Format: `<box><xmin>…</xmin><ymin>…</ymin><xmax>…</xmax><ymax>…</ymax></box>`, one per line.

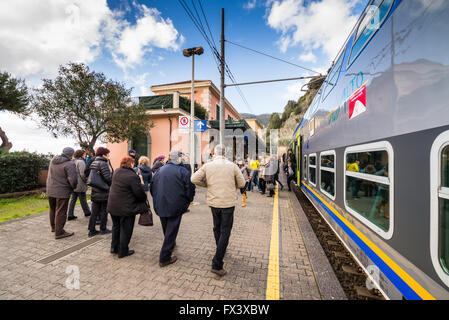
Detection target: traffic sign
<box><xmin>194</xmin><ymin>120</ymin><xmax>207</xmax><ymax>132</ymax></box>
<box><xmin>179</xmin><ymin>116</ymin><xmax>189</xmax><ymax>134</ymax></box>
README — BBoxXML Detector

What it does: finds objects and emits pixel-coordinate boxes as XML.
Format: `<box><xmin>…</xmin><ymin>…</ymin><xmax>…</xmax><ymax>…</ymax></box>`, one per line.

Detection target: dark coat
<box><xmin>150</xmin><ymin>161</ymin><xmax>195</xmax><ymax>218</ymax></box>
<box><xmin>88</xmin><ymin>156</ymin><xmax>113</xmax><ymax>202</ymax></box>
<box><xmin>46</xmin><ymin>154</ymin><xmax>78</xmax><ymax>199</ymax></box>
<box><xmin>134</xmin><ymin>165</ymin><xmax>152</xmax><ymax>191</ymax></box>
<box><xmin>107</xmin><ymin>167</ymin><xmax>148</xmax><ymax>217</ymax></box>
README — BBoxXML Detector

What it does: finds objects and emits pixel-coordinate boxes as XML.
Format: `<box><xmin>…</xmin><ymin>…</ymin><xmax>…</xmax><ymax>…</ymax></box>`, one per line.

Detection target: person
<box><xmin>287</xmin><ymin>149</ymin><xmax>296</xmax><ymax>167</ymax></box>
<box><xmin>347</xmin><ymin>157</ymin><xmax>360</xmax><ymax>199</ymax></box>
<box><xmin>107</xmin><ymin>156</ymin><xmax>148</xmax><ymax>258</ymax></box>
<box><xmin>150</xmin><ymin>150</ymin><xmax>196</xmax><ymax>267</ymax></box>
<box><xmin>46</xmin><ymin>147</ymin><xmax>78</xmax><ymax>239</ymax></box>
<box><xmin>286</xmin><ymin>157</ymin><xmax>297</xmax><ymax>192</ymax></box>
<box><xmin>68</xmin><ymin>149</ymin><xmax>91</xmax><ymax>220</ymax></box>
<box><xmin>258</xmin><ymin>156</ymin><xmax>269</xmax><ymax>195</ymax></box>
<box><xmin>134</xmin><ymin>156</ymin><xmax>152</xmax><ymax>200</ymax></box>
<box><xmin>191</xmin><ymin>144</ymin><xmax>246</xmax><ymax>276</ymax></box>
<box><xmin>264</xmin><ymin>155</ymin><xmax>277</xmax><ymax>197</ymax></box>
<box><xmin>238</xmin><ymin>160</ymin><xmax>252</xmax><ymax>207</ymax></box>
<box><xmin>181</xmin><ymin>153</ymin><xmax>192</xmax><ymax>175</ymax></box>
<box><xmin>274</xmin><ymin>156</ymin><xmax>283</xmax><ymax>191</ymax></box>
<box><xmin>128</xmin><ymin>149</ymin><xmax>139</xmax><ymax>167</ymax></box>
<box><xmin>152</xmin><ymin>155</ymin><xmax>165</xmax><ymax>173</ymax></box>
<box><xmin>249</xmin><ymin>156</ymin><xmax>259</xmax><ymax>192</ymax></box>
<box><xmin>87</xmin><ymin>147</ymin><xmax>113</xmax><ymax>237</ymax></box>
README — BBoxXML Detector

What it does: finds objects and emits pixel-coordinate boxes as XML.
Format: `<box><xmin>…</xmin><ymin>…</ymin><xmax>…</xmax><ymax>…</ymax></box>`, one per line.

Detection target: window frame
<box><xmin>320</xmin><ymin>150</ymin><xmax>336</xmax><ymax>201</ymax></box>
<box><xmin>309</xmin><ymin>153</ymin><xmax>317</xmax><ymax>187</ymax></box>
<box><xmin>430</xmin><ymin>130</ymin><xmax>449</xmax><ymax>287</ymax></box>
<box><xmin>322</xmin><ymin>53</ymin><xmax>345</xmax><ymax>102</ymax></box>
<box><xmin>303</xmin><ymin>154</ymin><xmax>308</xmax><ymax>181</ymax></box>
<box><xmin>347</xmin><ymin>0</ymin><xmax>394</xmax><ymax>68</ymax></box>
<box><xmin>344</xmin><ymin>141</ymin><xmax>394</xmax><ymax>239</ymax></box>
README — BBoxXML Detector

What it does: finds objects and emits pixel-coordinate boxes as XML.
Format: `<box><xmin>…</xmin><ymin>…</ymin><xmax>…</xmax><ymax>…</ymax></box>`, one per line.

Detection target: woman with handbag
<box><xmin>107</xmin><ymin>156</ymin><xmax>150</xmax><ymax>258</ymax></box>
<box><xmin>87</xmin><ymin>147</ymin><xmax>113</xmax><ymax>237</ymax></box>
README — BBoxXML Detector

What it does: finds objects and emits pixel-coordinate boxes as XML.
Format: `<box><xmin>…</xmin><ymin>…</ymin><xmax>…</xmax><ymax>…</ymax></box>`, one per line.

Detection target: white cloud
<box><xmin>0</xmin><ymin>1</ymin><xmax>184</xmax><ymax>77</ymax></box>
<box><xmin>244</xmin><ymin>0</ymin><xmax>258</xmax><ymax>10</ymax></box>
<box><xmin>266</xmin><ymin>0</ymin><xmax>359</xmax><ymax>60</ymax></box>
<box><xmin>299</xmin><ymin>51</ymin><xmax>317</xmax><ymax>63</ymax></box>
<box><xmin>110</xmin><ymin>5</ymin><xmax>184</xmax><ymax>71</ymax></box>
<box><xmin>0</xmin><ymin>0</ymin><xmax>112</xmax><ymax>78</ymax></box>
<box><xmin>282</xmin><ymin>81</ymin><xmax>306</xmax><ymax>101</ymax></box>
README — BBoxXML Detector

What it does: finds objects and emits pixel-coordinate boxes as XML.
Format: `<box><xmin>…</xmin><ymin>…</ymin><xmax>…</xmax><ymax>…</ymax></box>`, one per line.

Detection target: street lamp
<box><xmin>183</xmin><ymin>46</ymin><xmax>204</xmax><ymax>172</ymax></box>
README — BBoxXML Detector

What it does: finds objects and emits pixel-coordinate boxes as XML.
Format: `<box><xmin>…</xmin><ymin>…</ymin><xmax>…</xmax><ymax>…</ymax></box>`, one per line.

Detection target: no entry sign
<box><xmin>179</xmin><ymin>116</ymin><xmax>189</xmax><ymax>133</ymax></box>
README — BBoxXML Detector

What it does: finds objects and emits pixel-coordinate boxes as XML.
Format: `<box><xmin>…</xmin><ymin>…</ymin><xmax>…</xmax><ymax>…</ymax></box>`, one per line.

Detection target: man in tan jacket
<box><xmin>191</xmin><ymin>144</ymin><xmax>246</xmax><ymax>276</ymax></box>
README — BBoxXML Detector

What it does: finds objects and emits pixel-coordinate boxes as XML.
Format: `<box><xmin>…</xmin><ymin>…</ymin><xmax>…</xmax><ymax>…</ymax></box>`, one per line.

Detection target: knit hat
<box><xmin>62</xmin><ymin>147</ymin><xmax>75</xmax><ymax>158</ymax></box>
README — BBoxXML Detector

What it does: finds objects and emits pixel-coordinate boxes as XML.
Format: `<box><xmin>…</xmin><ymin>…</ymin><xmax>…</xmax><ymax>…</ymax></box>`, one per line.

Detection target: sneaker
<box><xmin>159</xmin><ymin>255</ymin><xmax>177</xmax><ymax>267</ymax></box>
<box><xmin>67</xmin><ymin>216</ymin><xmax>77</xmax><ymax>221</ymax></box>
<box><xmin>100</xmin><ymin>229</ymin><xmax>112</xmax><ymax>235</ymax></box>
<box><xmin>55</xmin><ymin>231</ymin><xmax>74</xmax><ymax>239</ymax></box>
<box><xmin>84</xmin><ymin>213</ymin><xmax>91</xmax><ymax>217</ymax></box>
<box><xmin>211</xmin><ymin>268</ymin><xmax>227</xmax><ymax>277</ymax></box>
<box><xmin>88</xmin><ymin>230</ymin><xmax>99</xmax><ymax>237</ymax></box>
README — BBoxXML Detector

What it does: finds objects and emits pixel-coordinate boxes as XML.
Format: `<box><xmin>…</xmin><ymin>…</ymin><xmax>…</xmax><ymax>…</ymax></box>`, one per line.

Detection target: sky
<box><xmin>0</xmin><ymin>0</ymin><xmax>370</xmax><ymax>154</ymax></box>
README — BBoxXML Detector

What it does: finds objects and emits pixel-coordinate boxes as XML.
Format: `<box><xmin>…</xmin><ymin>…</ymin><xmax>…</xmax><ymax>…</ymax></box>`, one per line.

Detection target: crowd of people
<box><xmin>45</xmin><ymin>144</ymin><xmax>295</xmax><ymax>276</ymax></box>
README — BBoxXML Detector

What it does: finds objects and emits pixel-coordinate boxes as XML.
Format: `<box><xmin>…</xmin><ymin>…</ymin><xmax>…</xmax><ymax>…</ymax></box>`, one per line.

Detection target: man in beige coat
<box><xmin>191</xmin><ymin>144</ymin><xmax>246</xmax><ymax>276</ymax></box>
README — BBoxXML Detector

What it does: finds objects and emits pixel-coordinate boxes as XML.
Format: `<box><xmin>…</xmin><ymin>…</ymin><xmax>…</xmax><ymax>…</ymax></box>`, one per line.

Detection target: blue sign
<box><xmin>194</xmin><ymin>120</ymin><xmax>207</xmax><ymax>132</ymax></box>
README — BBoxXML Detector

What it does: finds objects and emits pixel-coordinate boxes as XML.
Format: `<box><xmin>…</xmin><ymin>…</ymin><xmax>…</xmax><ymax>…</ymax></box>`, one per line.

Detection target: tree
<box><xmin>0</xmin><ymin>72</ymin><xmax>30</xmax><ymax>152</ymax></box>
<box><xmin>32</xmin><ymin>63</ymin><xmax>152</xmax><ymax>155</ymax></box>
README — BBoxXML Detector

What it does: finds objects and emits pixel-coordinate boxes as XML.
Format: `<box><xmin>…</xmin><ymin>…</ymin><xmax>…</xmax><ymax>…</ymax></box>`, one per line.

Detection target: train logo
<box><xmin>348</xmin><ymin>84</ymin><xmax>366</xmax><ymax>120</ymax></box>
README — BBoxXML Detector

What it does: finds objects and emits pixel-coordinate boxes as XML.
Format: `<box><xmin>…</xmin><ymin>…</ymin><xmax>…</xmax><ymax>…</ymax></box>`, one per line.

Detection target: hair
<box><xmin>214</xmin><ymin>144</ymin><xmax>226</xmax><ymax>156</ymax></box>
<box><xmin>138</xmin><ymin>156</ymin><xmax>149</xmax><ymax>166</ymax></box>
<box><xmin>74</xmin><ymin>149</ymin><xmax>85</xmax><ymax>158</ymax></box>
<box><xmin>120</xmin><ymin>156</ymin><xmax>135</xmax><ymax>168</ymax></box>
<box><xmin>95</xmin><ymin>147</ymin><xmax>110</xmax><ymax>157</ymax></box>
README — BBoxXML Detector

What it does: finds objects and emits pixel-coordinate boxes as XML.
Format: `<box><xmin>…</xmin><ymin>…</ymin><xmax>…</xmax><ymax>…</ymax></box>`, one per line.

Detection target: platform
<box><xmin>0</xmin><ymin>175</ymin><xmax>346</xmax><ymax>300</ymax></box>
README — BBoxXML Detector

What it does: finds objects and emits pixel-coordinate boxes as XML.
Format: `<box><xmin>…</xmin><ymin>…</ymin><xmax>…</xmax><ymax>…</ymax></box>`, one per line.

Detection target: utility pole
<box><xmin>190</xmin><ymin>53</ymin><xmax>195</xmax><ymax>171</ymax></box>
<box><xmin>219</xmin><ymin>7</ymin><xmax>225</xmax><ymax>145</ymax></box>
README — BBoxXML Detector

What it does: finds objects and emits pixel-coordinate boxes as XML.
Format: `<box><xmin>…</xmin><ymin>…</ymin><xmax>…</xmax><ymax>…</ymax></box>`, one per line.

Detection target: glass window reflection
<box><xmin>347</xmin><ymin>150</ymin><xmax>388</xmax><ymax>177</ymax></box>
<box><xmin>439</xmin><ymin>198</ymin><xmax>449</xmax><ymax>274</ymax></box>
<box><xmin>321</xmin><ymin>155</ymin><xmax>335</xmax><ymax>168</ymax></box>
<box><xmin>442</xmin><ymin>145</ymin><xmax>449</xmax><ymax>188</ymax></box>
<box><xmin>346</xmin><ymin>176</ymin><xmax>389</xmax><ymax>231</ymax></box>
<box><xmin>320</xmin><ymin>170</ymin><xmax>335</xmax><ymax>197</ymax></box>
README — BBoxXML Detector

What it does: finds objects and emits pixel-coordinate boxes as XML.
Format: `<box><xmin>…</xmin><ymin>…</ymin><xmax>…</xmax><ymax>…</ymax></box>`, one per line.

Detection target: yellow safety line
<box><xmin>302</xmin><ymin>181</ymin><xmax>435</xmax><ymax>300</ymax></box>
<box><xmin>266</xmin><ymin>185</ymin><xmax>280</xmax><ymax>300</ymax></box>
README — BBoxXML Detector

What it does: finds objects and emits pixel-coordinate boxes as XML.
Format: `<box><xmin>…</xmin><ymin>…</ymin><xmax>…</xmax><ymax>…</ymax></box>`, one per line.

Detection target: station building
<box><xmin>107</xmin><ymin>80</ymin><xmax>266</xmax><ymax>169</ymax></box>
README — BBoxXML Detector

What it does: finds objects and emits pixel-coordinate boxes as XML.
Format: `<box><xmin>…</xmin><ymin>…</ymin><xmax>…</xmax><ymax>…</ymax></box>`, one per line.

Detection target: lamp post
<box><xmin>183</xmin><ymin>46</ymin><xmax>204</xmax><ymax>172</ymax></box>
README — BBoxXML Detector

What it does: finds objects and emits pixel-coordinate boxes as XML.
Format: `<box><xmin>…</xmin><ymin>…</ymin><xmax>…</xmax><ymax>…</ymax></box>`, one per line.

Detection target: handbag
<box><xmin>137</xmin><ymin>168</ymin><xmax>144</xmax><ymax>185</ymax></box>
<box><xmin>138</xmin><ymin>200</ymin><xmax>153</xmax><ymax>226</ymax></box>
<box><xmin>87</xmin><ymin>169</ymin><xmax>109</xmax><ymax>191</ymax></box>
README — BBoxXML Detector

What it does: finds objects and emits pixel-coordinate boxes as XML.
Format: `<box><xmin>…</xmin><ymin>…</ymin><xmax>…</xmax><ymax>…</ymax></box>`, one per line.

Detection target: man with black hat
<box><xmin>128</xmin><ymin>149</ymin><xmax>139</xmax><ymax>168</ymax></box>
<box><xmin>46</xmin><ymin>147</ymin><xmax>78</xmax><ymax>239</ymax></box>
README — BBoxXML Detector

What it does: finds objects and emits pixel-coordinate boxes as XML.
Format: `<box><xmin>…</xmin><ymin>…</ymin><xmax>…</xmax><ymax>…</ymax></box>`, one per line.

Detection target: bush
<box><xmin>0</xmin><ymin>151</ymin><xmax>52</xmax><ymax>194</ymax></box>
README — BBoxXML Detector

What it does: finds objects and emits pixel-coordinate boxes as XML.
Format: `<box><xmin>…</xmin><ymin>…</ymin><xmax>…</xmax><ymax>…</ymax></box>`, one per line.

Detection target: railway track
<box><xmin>292</xmin><ymin>184</ymin><xmax>385</xmax><ymax>300</ymax></box>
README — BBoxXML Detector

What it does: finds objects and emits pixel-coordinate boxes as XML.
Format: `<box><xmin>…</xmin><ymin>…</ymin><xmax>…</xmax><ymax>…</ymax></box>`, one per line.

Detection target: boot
<box><xmin>242</xmin><ymin>194</ymin><xmax>247</xmax><ymax>207</ymax></box>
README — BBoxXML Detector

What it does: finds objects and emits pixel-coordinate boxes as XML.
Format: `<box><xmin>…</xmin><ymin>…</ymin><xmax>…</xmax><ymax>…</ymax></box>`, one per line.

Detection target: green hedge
<box><xmin>0</xmin><ymin>151</ymin><xmax>52</xmax><ymax>194</ymax></box>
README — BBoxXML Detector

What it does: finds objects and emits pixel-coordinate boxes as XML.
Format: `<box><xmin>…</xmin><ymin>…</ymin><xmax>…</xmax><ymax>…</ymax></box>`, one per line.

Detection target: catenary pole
<box><xmin>190</xmin><ymin>53</ymin><xmax>195</xmax><ymax>171</ymax></box>
<box><xmin>219</xmin><ymin>7</ymin><xmax>225</xmax><ymax>145</ymax></box>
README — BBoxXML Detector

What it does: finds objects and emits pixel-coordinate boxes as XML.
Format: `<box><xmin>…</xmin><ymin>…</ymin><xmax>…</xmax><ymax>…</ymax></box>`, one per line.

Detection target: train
<box><xmin>289</xmin><ymin>0</ymin><xmax>449</xmax><ymax>299</ymax></box>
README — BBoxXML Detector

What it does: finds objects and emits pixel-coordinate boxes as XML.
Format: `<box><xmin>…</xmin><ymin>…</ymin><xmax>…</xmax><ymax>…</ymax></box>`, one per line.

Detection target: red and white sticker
<box><xmin>349</xmin><ymin>85</ymin><xmax>366</xmax><ymax>120</ymax></box>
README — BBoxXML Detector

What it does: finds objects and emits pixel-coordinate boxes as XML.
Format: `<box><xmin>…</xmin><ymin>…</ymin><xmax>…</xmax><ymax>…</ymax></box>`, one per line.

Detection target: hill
<box><xmin>240</xmin><ymin>113</ymin><xmax>271</xmax><ymax>127</ymax></box>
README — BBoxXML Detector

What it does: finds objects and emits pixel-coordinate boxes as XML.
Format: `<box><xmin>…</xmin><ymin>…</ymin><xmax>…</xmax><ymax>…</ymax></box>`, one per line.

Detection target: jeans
<box><xmin>250</xmin><ymin>170</ymin><xmax>259</xmax><ymax>191</ymax></box>
<box><xmin>211</xmin><ymin>206</ymin><xmax>235</xmax><ymax>270</ymax></box>
<box><xmin>68</xmin><ymin>192</ymin><xmax>91</xmax><ymax>217</ymax></box>
<box><xmin>89</xmin><ymin>201</ymin><xmax>108</xmax><ymax>232</ymax></box>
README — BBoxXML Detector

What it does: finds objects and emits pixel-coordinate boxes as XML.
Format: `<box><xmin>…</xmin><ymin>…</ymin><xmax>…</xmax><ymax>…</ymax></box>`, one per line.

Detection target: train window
<box><xmin>344</xmin><ymin>141</ymin><xmax>394</xmax><ymax>239</ymax></box>
<box><xmin>320</xmin><ymin>151</ymin><xmax>336</xmax><ymax>200</ymax></box>
<box><xmin>322</xmin><ymin>53</ymin><xmax>344</xmax><ymax>101</ymax></box>
<box><xmin>348</xmin><ymin>0</ymin><xmax>394</xmax><ymax>66</ymax></box>
<box><xmin>309</xmin><ymin>154</ymin><xmax>317</xmax><ymax>186</ymax></box>
<box><xmin>303</xmin><ymin>155</ymin><xmax>308</xmax><ymax>180</ymax></box>
<box><xmin>430</xmin><ymin>131</ymin><xmax>449</xmax><ymax>286</ymax></box>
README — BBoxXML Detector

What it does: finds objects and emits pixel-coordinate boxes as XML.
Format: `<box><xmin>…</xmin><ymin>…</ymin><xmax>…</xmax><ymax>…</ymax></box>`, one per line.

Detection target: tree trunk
<box><xmin>0</xmin><ymin>126</ymin><xmax>12</xmax><ymax>152</ymax></box>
